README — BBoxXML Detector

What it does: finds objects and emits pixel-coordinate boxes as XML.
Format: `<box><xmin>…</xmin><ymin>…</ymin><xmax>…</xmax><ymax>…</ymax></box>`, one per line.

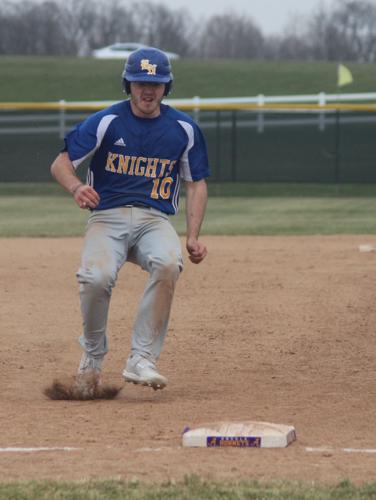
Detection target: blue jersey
<box><xmin>64</xmin><ymin>100</ymin><xmax>210</xmax><ymax>214</ymax></box>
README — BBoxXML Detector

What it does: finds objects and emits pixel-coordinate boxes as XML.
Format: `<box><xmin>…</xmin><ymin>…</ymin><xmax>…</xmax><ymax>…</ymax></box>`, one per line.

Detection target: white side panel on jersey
<box><xmin>177</xmin><ymin>120</ymin><xmax>194</xmax><ymax>182</ymax></box>
<box><xmin>171</xmin><ymin>173</ymin><xmax>181</xmax><ymax>214</ymax></box>
<box><xmin>86</xmin><ymin>170</ymin><xmax>94</xmax><ymax>187</ymax></box>
<box><xmin>72</xmin><ymin>114</ymin><xmax>118</xmax><ymax>169</ymax></box>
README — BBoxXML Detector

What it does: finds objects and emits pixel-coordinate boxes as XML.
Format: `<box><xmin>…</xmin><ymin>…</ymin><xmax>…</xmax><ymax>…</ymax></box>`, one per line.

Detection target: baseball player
<box><xmin>50</xmin><ymin>47</ymin><xmax>210</xmax><ymax>391</ymax></box>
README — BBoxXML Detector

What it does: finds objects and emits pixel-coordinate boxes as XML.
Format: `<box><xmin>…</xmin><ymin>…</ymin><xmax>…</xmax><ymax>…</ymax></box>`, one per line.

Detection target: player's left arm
<box><xmin>184</xmin><ymin>179</ymin><xmax>208</xmax><ymax>264</ymax></box>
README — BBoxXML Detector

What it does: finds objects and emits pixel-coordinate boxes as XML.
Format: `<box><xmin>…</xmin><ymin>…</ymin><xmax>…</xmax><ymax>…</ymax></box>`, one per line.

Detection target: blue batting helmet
<box><xmin>122</xmin><ymin>47</ymin><xmax>173</xmax><ymax>95</ymax></box>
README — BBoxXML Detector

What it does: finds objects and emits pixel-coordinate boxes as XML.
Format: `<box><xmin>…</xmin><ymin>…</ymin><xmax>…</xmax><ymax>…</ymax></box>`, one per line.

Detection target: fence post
<box><xmin>334</xmin><ymin>109</ymin><xmax>341</xmax><ymax>187</ymax></box>
<box><xmin>59</xmin><ymin>99</ymin><xmax>66</xmax><ymax>139</ymax></box>
<box><xmin>257</xmin><ymin>94</ymin><xmax>264</xmax><ymax>133</ymax></box>
<box><xmin>318</xmin><ymin>92</ymin><xmax>326</xmax><ymax>131</ymax></box>
<box><xmin>193</xmin><ymin>95</ymin><xmax>200</xmax><ymax>124</ymax></box>
<box><xmin>215</xmin><ymin>110</ymin><xmax>221</xmax><ymax>182</ymax></box>
<box><xmin>231</xmin><ymin>110</ymin><xmax>237</xmax><ymax>181</ymax></box>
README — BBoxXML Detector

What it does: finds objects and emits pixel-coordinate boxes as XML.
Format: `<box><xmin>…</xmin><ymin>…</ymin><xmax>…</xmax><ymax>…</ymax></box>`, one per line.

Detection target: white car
<box><xmin>92</xmin><ymin>43</ymin><xmax>180</xmax><ymax>60</ymax></box>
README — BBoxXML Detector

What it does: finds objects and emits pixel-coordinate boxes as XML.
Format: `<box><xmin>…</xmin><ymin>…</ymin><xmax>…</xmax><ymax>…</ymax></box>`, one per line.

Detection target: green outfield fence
<box><xmin>1</xmin><ymin>100</ymin><xmax>376</xmax><ymax>184</ymax></box>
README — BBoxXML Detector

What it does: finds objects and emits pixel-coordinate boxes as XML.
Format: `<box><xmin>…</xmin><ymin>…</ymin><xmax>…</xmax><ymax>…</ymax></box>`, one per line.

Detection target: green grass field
<box><xmin>0</xmin><ymin>56</ymin><xmax>375</xmax><ymax>102</ymax></box>
<box><xmin>1</xmin><ymin>476</ymin><xmax>376</xmax><ymax>500</ymax></box>
<box><xmin>1</xmin><ymin>183</ymin><xmax>376</xmax><ymax>237</ymax></box>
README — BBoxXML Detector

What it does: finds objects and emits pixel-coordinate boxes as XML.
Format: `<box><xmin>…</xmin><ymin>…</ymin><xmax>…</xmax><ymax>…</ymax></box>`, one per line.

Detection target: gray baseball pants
<box><xmin>76</xmin><ymin>206</ymin><xmax>183</xmax><ymax>365</ymax></box>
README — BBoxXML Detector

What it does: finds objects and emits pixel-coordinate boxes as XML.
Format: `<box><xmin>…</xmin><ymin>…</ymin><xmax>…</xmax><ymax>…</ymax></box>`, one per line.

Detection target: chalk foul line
<box><xmin>0</xmin><ymin>447</ymin><xmax>80</xmax><ymax>453</ymax></box>
<box><xmin>2</xmin><ymin>445</ymin><xmax>376</xmax><ymax>454</ymax></box>
<box><xmin>306</xmin><ymin>447</ymin><xmax>376</xmax><ymax>454</ymax></box>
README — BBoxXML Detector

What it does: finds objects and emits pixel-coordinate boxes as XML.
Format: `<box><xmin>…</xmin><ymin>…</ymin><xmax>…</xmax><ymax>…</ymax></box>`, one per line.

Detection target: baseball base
<box><xmin>359</xmin><ymin>244</ymin><xmax>376</xmax><ymax>252</ymax></box>
<box><xmin>182</xmin><ymin>421</ymin><xmax>296</xmax><ymax>448</ymax></box>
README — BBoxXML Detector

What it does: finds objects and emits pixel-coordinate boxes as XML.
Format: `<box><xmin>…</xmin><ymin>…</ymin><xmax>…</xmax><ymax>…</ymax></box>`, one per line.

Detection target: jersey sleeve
<box><xmin>64</xmin><ymin>112</ymin><xmax>118</xmax><ymax>169</ymax></box>
<box><xmin>177</xmin><ymin>120</ymin><xmax>210</xmax><ymax>182</ymax></box>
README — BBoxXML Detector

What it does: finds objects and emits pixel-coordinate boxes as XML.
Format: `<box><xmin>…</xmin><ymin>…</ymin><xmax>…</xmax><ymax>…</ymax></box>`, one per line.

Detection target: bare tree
<box><xmin>132</xmin><ymin>1</ymin><xmax>194</xmax><ymax>57</ymax></box>
<box><xmin>266</xmin><ymin>14</ymin><xmax>311</xmax><ymax>60</ymax></box>
<box><xmin>0</xmin><ymin>0</ymin><xmax>68</xmax><ymax>55</ymax></box>
<box><xmin>333</xmin><ymin>0</ymin><xmax>376</xmax><ymax>62</ymax></box>
<box><xmin>199</xmin><ymin>12</ymin><xmax>264</xmax><ymax>58</ymax></box>
<box><xmin>306</xmin><ymin>0</ymin><xmax>376</xmax><ymax>62</ymax></box>
<box><xmin>0</xmin><ymin>0</ymin><xmax>193</xmax><ymax>56</ymax></box>
<box><xmin>55</xmin><ymin>0</ymin><xmax>135</xmax><ymax>56</ymax></box>
<box><xmin>2</xmin><ymin>0</ymin><xmax>376</xmax><ymax>61</ymax></box>
<box><xmin>34</xmin><ymin>1</ymin><xmax>79</xmax><ymax>55</ymax></box>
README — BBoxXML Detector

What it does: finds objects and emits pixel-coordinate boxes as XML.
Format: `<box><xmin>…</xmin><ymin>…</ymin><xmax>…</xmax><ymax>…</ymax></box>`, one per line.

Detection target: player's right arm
<box><xmin>50</xmin><ymin>152</ymin><xmax>100</xmax><ymax>209</ymax></box>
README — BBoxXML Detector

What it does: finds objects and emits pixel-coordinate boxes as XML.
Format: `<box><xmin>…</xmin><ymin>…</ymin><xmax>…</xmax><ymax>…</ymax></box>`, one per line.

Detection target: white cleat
<box><xmin>123</xmin><ymin>357</ymin><xmax>167</xmax><ymax>391</ymax></box>
<box><xmin>78</xmin><ymin>353</ymin><xmax>103</xmax><ymax>374</ymax></box>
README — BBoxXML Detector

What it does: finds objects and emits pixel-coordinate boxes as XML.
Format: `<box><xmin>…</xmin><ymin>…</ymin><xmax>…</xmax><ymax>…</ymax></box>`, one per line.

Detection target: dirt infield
<box><xmin>1</xmin><ymin>235</ymin><xmax>376</xmax><ymax>484</ymax></box>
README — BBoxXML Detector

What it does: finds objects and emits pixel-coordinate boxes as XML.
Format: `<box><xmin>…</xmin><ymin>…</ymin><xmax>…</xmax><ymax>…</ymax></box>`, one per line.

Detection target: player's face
<box><xmin>130</xmin><ymin>82</ymin><xmax>165</xmax><ymax>118</ymax></box>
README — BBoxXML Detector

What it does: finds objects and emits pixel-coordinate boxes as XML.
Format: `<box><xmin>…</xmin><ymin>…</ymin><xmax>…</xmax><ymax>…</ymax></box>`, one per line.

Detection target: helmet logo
<box><xmin>140</xmin><ymin>59</ymin><xmax>157</xmax><ymax>75</ymax></box>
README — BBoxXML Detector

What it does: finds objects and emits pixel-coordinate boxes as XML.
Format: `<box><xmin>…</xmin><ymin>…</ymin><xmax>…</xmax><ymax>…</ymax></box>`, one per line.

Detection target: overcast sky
<box><xmin>147</xmin><ymin>0</ymin><xmax>376</xmax><ymax>35</ymax></box>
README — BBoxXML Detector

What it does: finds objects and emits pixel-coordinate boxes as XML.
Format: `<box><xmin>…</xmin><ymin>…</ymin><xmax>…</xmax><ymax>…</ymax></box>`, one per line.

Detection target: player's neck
<box><xmin>129</xmin><ymin>98</ymin><xmax>161</xmax><ymax>119</ymax></box>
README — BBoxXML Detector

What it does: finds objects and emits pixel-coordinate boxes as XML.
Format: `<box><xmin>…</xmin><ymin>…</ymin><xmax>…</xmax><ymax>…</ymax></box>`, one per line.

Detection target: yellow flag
<box><xmin>337</xmin><ymin>64</ymin><xmax>353</xmax><ymax>87</ymax></box>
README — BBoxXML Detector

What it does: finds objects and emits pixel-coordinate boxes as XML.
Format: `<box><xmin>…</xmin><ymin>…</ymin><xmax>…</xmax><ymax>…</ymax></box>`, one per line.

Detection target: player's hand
<box><xmin>186</xmin><ymin>238</ymin><xmax>207</xmax><ymax>264</ymax></box>
<box><xmin>73</xmin><ymin>184</ymin><xmax>100</xmax><ymax>209</ymax></box>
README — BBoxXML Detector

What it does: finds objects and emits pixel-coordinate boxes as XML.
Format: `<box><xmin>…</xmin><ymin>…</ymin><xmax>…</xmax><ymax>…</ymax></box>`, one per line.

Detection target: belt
<box><xmin>124</xmin><ymin>203</ymin><xmax>151</xmax><ymax>209</ymax></box>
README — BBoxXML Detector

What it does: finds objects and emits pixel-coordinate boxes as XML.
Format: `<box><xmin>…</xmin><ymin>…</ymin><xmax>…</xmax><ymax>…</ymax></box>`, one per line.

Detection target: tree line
<box><xmin>1</xmin><ymin>0</ymin><xmax>376</xmax><ymax>62</ymax></box>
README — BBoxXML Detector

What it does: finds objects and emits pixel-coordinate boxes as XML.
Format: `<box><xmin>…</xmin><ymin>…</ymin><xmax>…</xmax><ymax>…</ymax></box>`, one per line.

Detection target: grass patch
<box><xmin>200</xmin><ymin>197</ymin><xmax>376</xmax><ymax>235</ymax></box>
<box><xmin>206</xmin><ymin>182</ymin><xmax>376</xmax><ymax>198</ymax></box>
<box><xmin>0</xmin><ymin>57</ymin><xmax>375</xmax><ymax>102</ymax></box>
<box><xmin>3</xmin><ymin>182</ymin><xmax>376</xmax><ymax>199</ymax></box>
<box><xmin>1</xmin><ymin>191</ymin><xmax>376</xmax><ymax>237</ymax></box>
<box><xmin>0</xmin><ymin>477</ymin><xmax>376</xmax><ymax>499</ymax></box>
<box><xmin>0</xmin><ymin>196</ymin><xmax>87</xmax><ymax>237</ymax></box>
<box><xmin>0</xmin><ymin>183</ymin><xmax>69</xmax><ymax>197</ymax></box>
